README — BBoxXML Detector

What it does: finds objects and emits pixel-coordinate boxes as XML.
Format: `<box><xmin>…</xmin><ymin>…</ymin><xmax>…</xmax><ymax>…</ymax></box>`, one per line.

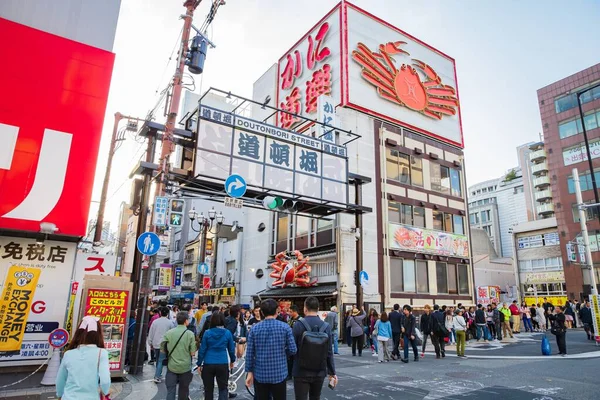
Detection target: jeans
<box><xmin>487</xmin><ymin>322</ymin><xmax>496</xmax><ymax>338</ymax></box>
<box><xmin>392</xmin><ymin>332</ymin><xmax>402</xmax><ymax>357</ymax></box>
<box><xmin>421</xmin><ymin>333</ymin><xmax>431</xmax><ymax>353</ymax></box>
<box><xmin>523</xmin><ymin>317</ymin><xmax>533</xmax><ymax>332</ymax></box>
<box><xmin>476</xmin><ymin>324</ymin><xmax>489</xmax><ymax>340</ymax></box>
<box><xmin>165</xmin><ymin>369</ymin><xmax>193</xmax><ymax>400</ymax></box>
<box><xmin>449</xmin><ymin>329</ymin><xmax>456</xmax><ymax>344</ymax></box>
<box><xmin>293</xmin><ymin>376</ymin><xmax>325</xmax><ymax>400</ymax></box>
<box><xmin>332</xmin><ymin>330</ymin><xmax>339</xmax><ymax>354</ymax></box>
<box><xmin>351</xmin><ymin>335</ymin><xmax>364</xmax><ymax>356</ymax></box>
<box><xmin>556</xmin><ymin>331</ymin><xmax>567</xmax><ymax>354</ymax></box>
<box><xmin>494</xmin><ymin>321</ymin><xmax>502</xmax><ymax>340</ymax></box>
<box><xmin>202</xmin><ymin>364</ymin><xmax>229</xmax><ymax>400</ymax></box>
<box><xmin>403</xmin><ymin>334</ymin><xmax>418</xmax><ymax>360</ymax></box>
<box><xmin>154</xmin><ymin>350</ymin><xmax>166</xmax><ymax>379</ymax></box>
<box><xmin>372</xmin><ymin>336</ymin><xmax>378</xmax><ymax>353</ymax></box>
<box><xmin>456</xmin><ymin>330</ymin><xmax>466</xmax><ymax>356</ymax></box>
<box><xmin>378</xmin><ymin>339</ymin><xmax>391</xmax><ymax>362</ymax></box>
<box><xmin>255</xmin><ymin>379</ymin><xmax>286</xmax><ymax>400</ymax></box>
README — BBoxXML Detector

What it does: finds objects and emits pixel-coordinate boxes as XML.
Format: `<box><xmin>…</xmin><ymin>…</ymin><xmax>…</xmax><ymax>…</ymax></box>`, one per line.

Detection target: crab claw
<box><xmin>412</xmin><ymin>59</ymin><xmax>441</xmax><ymax>85</ymax></box>
<box><xmin>381</xmin><ymin>41</ymin><xmax>409</xmax><ymax>55</ymax></box>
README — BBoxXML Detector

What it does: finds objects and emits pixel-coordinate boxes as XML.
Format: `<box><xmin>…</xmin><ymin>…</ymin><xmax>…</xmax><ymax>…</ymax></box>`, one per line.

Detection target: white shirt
<box><xmin>453</xmin><ymin>315</ymin><xmax>467</xmax><ymax>331</ymax></box>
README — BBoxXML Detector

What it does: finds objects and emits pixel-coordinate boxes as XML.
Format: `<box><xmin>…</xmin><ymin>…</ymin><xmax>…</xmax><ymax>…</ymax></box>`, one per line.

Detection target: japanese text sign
<box><xmin>195</xmin><ymin>106</ymin><xmax>348</xmax><ymax>205</ymax></box>
<box><xmin>0</xmin><ymin>266</ymin><xmax>42</xmax><ymax>351</ymax></box>
<box><xmin>174</xmin><ymin>267</ymin><xmax>182</xmax><ymax>287</ymax></box>
<box><xmin>153</xmin><ymin>196</ymin><xmax>169</xmax><ymax>227</ymax></box>
<box><xmin>388</xmin><ymin>222</ymin><xmax>469</xmax><ymax>258</ymax></box>
<box><xmin>591</xmin><ymin>294</ymin><xmax>600</xmax><ymax>342</ymax></box>
<box><xmin>317</xmin><ymin>95</ymin><xmax>336</xmax><ymax>143</ymax></box>
<box><xmin>84</xmin><ymin>288</ymin><xmax>129</xmax><ymax>372</ymax></box>
<box><xmin>158</xmin><ymin>264</ymin><xmax>173</xmax><ymax>290</ymax></box>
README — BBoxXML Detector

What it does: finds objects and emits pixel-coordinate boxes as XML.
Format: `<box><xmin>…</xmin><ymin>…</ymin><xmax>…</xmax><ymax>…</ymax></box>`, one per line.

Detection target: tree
<box><xmin>504</xmin><ymin>169</ymin><xmax>517</xmax><ymax>182</ymax></box>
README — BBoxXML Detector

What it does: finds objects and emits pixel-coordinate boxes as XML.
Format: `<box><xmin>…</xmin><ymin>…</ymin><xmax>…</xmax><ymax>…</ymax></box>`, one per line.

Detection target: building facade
<box><xmin>528</xmin><ymin>141</ymin><xmax>555</xmax><ymax>219</ymax></box>
<box><xmin>537</xmin><ymin>63</ymin><xmax>600</xmax><ymax>298</ymax></box>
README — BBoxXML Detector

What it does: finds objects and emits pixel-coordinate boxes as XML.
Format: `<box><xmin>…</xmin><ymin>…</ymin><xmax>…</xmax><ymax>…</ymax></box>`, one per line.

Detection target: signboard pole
<box><xmin>574</xmin><ymin>168</ymin><xmax>598</xmax><ymax>295</ymax></box>
<box><xmin>354</xmin><ymin>178</ymin><xmax>364</xmax><ymax>308</ymax></box>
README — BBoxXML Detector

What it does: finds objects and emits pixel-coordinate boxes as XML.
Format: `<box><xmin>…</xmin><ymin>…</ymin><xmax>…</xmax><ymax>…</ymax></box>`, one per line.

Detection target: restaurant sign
<box><xmin>388</xmin><ymin>223</ymin><xmax>469</xmax><ymax>257</ymax></box>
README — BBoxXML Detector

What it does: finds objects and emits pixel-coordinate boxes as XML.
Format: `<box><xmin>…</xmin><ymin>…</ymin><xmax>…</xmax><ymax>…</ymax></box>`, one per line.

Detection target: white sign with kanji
<box><xmin>153</xmin><ymin>196</ymin><xmax>169</xmax><ymax>227</ymax></box>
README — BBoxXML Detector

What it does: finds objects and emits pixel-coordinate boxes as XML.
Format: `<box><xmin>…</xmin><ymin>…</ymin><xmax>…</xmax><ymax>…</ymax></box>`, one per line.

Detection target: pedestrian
<box><xmin>195</xmin><ymin>302</ymin><xmax>209</xmax><ymax>325</ymax></box>
<box><xmin>535</xmin><ymin>303</ymin><xmax>546</xmax><ymax>332</ymax></box>
<box><xmin>419</xmin><ymin>305</ymin><xmax>433</xmax><ymax>357</ymax></box>
<box><xmin>580</xmin><ymin>300</ymin><xmax>594</xmax><ymax>340</ymax></box>
<box><xmin>276</xmin><ymin>305</ymin><xmax>289</xmax><ymax>323</ymax></box>
<box><xmin>375</xmin><ymin>311</ymin><xmax>392</xmax><ymax>363</ymax></box>
<box><xmin>563</xmin><ymin>300</ymin><xmax>575</xmax><ymax>329</ymax></box>
<box><xmin>199</xmin><ymin>306</ymin><xmax>218</xmax><ymax>335</ymax></box>
<box><xmin>465</xmin><ymin>306</ymin><xmax>476</xmax><ymax>341</ymax></box>
<box><xmin>344</xmin><ymin>310</ymin><xmax>352</xmax><ymax>347</ymax></box>
<box><xmin>367</xmin><ymin>309</ymin><xmax>379</xmax><ymax>356</ymax></box>
<box><xmin>474</xmin><ymin>304</ymin><xmax>489</xmax><ymax>342</ymax></box>
<box><xmin>148</xmin><ymin>307</ymin><xmax>174</xmax><ymax>383</ymax></box>
<box><xmin>530</xmin><ymin>304</ymin><xmax>539</xmax><ymax>332</ymax></box>
<box><xmin>453</xmin><ymin>309</ymin><xmax>467</xmax><ymax>358</ymax></box>
<box><xmin>183</xmin><ymin>304</ymin><xmax>197</xmax><ymax>335</ymax></box>
<box><xmin>445</xmin><ymin>309</ymin><xmax>455</xmax><ymax>345</ymax></box>
<box><xmin>430</xmin><ymin>304</ymin><xmax>447</xmax><ymax>358</ymax></box>
<box><xmin>509</xmin><ymin>300</ymin><xmax>521</xmax><ymax>333</ymax></box>
<box><xmin>324</xmin><ymin>306</ymin><xmax>339</xmax><ymax>355</ymax></box>
<box><xmin>236</xmin><ymin>310</ymin><xmax>249</xmax><ymax>359</ymax></box>
<box><xmin>521</xmin><ymin>302</ymin><xmax>533</xmax><ymax>332</ymax></box>
<box><xmin>56</xmin><ymin>316</ymin><xmax>111</xmax><ymax>399</ymax></box>
<box><xmin>542</xmin><ymin>298</ymin><xmax>554</xmax><ymax>330</ymax></box>
<box><xmin>287</xmin><ymin>305</ymin><xmax>301</xmax><ymax>380</ymax></box>
<box><xmin>125</xmin><ymin>312</ymin><xmax>136</xmax><ymax>366</ymax></box>
<box><xmin>346</xmin><ymin>306</ymin><xmax>366</xmax><ymax>357</ymax></box>
<box><xmin>548</xmin><ymin>306</ymin><xmax>567</xmax><ymax>355</ymax></box>
<box><xmin>197</xmin><ymin>312</ymin><xmax>236</xmax><ymax>400</ymax></box>
<box><xmin>148</xmin><ymin>308</ymin><xmax>160</xmax><ymax>365</ymax></box>
<box><xmin>291</xmin><ymin>297</ymin><xmax>337</xmax><ymax>400</ymax></box>
<box><xmin>389</xmin><ymin>304</ymin><xmax>403</xmax><ymax>360</ymax></box>
<box><xmin>573</xmin><ymin>300</ymin><xmax>582</xmax><ymax>328</ymax></box>
<box><xmin>247</xmin><ymin>306</ymin><xmax>263</xmax><ymax>330</ymax></box>
<box><xmin>245</xmin><ymin>298</ymin><xmax>297</xmax><ymax>400</ymax></box>
<box><xmin>400</xmin><ymin>305</ymin><xmax>419</xmax><ymax>363</ymax></box>
<box><xmin>486</xmin><ymin>305</ymin><xmax>496</xmax><ymax>339</ymax></box>
<box><xmin>491</xmin><ymin>303</ymin><xmax>502</xmax><ymax>341</ymax></box>
<box><xmin>499</xmin><ymin>303</ymin><xmax>514</xmax><ymax>338</ymax></box>
<box><xmin>161</xmin><ymin>311</ymin><xmax>197</xmax><ymax>400</ymax></box>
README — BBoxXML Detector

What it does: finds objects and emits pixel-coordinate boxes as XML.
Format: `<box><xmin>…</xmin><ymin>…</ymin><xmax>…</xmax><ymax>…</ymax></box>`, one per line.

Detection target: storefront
<box><xmin>254</xmin><ymin>283</ymin><xmax>338</xmax><ymax>314</ymax></box>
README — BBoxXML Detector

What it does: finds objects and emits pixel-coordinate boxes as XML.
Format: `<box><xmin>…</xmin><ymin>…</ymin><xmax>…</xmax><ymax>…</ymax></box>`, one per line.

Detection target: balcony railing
<box><xmin>312</xmin><ymin>261</ymin><xmax>336</xmax><ymax>278</ymax></box>
<box><xmin>537</xmin><ymin>203</ymin><xmax>555</xmax><ymax>215</ymax></box>
<box><xmin>530</xmin><ymin>149</ymin><xmax>547</xmax><ymax>162</ymax></box>
<box><xmin>531</xmin><ymin>161</ymin><xmax>548</xmax><ymax>175</ymax></box>
<box><xmin>533</xmin><ymin>176</ymin><xmax>551</xmax><ymax>188</ymax></box>
<box><xmin>535</xmin><ymin>189</ymin><xmax>552</xmax><ymax>202</ymax></box>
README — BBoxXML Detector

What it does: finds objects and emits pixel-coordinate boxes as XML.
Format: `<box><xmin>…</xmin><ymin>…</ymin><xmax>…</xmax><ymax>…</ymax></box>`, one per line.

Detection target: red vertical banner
<box><xmin>84</xmin><ymin>289</ymin><xmax>129</xmax><ymax>372</ymax></box>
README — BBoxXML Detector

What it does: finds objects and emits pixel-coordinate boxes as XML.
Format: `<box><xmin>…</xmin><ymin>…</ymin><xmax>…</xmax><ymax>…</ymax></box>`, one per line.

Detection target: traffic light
<box><xmin>168</xmin><ymin>198</ymin><xmax>185</xmax><ymax>227</ymax></box>
<box><xmin>186</xmin><ymin>35</ymin><xmax>208</xmax><ymax>75</ymax></box>
<box><xmin>262</xmin><ymin>196</ymin><xmax>303</xmax><ymax>213</ymax></box>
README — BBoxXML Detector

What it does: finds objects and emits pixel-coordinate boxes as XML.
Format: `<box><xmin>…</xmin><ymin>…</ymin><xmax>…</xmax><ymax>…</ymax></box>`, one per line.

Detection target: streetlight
<box><xmin>188</xmin><ymin>207</ymin><xmax>224</xmax><ymax>292</ymax></box>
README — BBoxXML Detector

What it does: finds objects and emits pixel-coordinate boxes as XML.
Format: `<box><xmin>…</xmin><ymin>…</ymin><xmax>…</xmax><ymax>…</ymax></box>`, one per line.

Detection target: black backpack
<box><xmin>298</xmin><ymin>319</ymin><xmax>329</xmax><ymax>371</ymax></box>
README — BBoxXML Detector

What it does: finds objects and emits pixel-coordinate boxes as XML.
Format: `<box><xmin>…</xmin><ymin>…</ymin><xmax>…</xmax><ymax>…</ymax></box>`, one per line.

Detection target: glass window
<box><xmin>450</xmin><ymin>169</ymin><xmax>461</xmax><ymax>197</ymax></box>
<box><xmin>403</xmin><ymin>260</ymin><xmax>416</xmax><ymax>293</ymax></box>
<box><xmin>401</xmin><ymin>204</ymin><xmax>413</xmax><ymax>225</ymax></box>
<box><xmin>411</xmin><ymin>157</ymin><xmax>423</xmax><ymax>187</ymax></box>
<box><xmin>447</xmin><ymin>263</ymin><xmax>458</xmax><ymax>294</ymax></box>
<box><xmin>386</xmin><ymin>148</ymin><xmax>400</xmax><ymax>181</ymax></box>
<box><xmin>481</xmin><ymin>210</ymin><xmax>489</xmax><ymax>223</ymax></box>
<box><xmin>398</xmin><ymin>153</ymin><xmax>411</xmax><ymax>184</ymax></box>
<box><xmin>558</xmin><ymin>119</ymin><xmax>581</xmax><ymax>139</ymax></box>
<box><xmin>430</xmin><ymin>164</ymin><xmax>441</xmax><ymax>193</ymax></box>
<box><xmin>390</xmin><ymin>258</ymin><xmax>403</xmax><ymax>293</ymax></box>
<box><xmin>458</xmin><ymin>264</ymin><xmax>469</xmax><ymax>295</ymax></box>
<box><xmin>453</xmin><ymin>215</ymin><xmax>464</xmax><ymax>235</ymax></box>
<box><xmin>317</xmin><ymin>218</ymin><xmax>333</xmax><ymax>231</ymax></box>
<box><xmin>436</xmin><ymin>262</ymin><xmax>448</xmax><ymax>294</ymax></box>
<box><xmin>584</xmin><ymin>112</ymin><xmax>598</xmax><ymax>131</ymax></box>
<box><xmin>433</xmin><ymin>210</ymin><xmax>443</xmax><ymax>231</ymax></box>
<box><xmin>388</xmin><ymin>201</ymin><xmax>401</xmax><ymax>223</ymax></box>
<box><xmin>277</xmin><ymin>214</ymin><xmax>288</xmax><ymax>242</ymax></box>
<box><xmin>417</xmin><ymin>260</ymin><xmax>429</xmax><ymax>293</ymax></box>
<box><xmin>555</xmin><ymin>93</ymin><xmax>578</xmax><ymax>113</ymax></box>
<box><xmin>444</xmin><ymin>213</ymin><xmax>453</xmax><ymax>233</ymax></box>
<box><xmin>440</xmin><ymin>166</ymin><xmax>451</xmax><ymax>195</ymax></box>
<box><xmin>296</xmin><ymin>216</ymin><xmax>309</xmax><ymax>236</ymax></box>
<box><xmin>414</xmin><ymin>206</ymin><xmax>426</xmax><ymax>228</ymax></box>
<box><xmin>469</xmin><ymin>213</ymin><xmax>476</xmax><ymax>225</ymax></box>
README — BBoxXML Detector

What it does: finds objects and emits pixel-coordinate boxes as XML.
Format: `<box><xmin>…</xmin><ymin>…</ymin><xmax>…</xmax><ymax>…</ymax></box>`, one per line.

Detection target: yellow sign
<box><xmin>0</xmin><ymin>266</ymin><xmax>41</xmax><ymax>352</ymax></box>
<box><xmin>199</xmin><ymin>287</ymin><xmax>235</xmax><ymax>296</ymax></box>
<box><xmin>65</xmin><ymin>282</ymin><xmax>79</xmax><ymax>336</ymax></box>
<box><xmin>524</xmin><ymin>295</ymin><xmax>567</xmax><ymax>307</ymax></box>
<box><xmin>590</xmin><ymin>294</ymin><xmax>600</xmax><ymax>341</ymax></box>
<box><xmin>159</xmin><ymin>266</ymin><xmax>172</xmax><ymax>288</ymax></box>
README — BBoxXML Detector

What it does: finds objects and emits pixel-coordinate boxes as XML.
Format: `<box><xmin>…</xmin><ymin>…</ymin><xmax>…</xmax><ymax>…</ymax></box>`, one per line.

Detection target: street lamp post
<box><xmin>189</xmin><ymin>207</ymin><xmax>224</xmax><ymax>292</ymax></box>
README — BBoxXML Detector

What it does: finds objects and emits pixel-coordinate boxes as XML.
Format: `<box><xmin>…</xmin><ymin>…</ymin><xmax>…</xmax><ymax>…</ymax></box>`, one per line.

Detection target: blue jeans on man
<box><xmin>476</xmin><ymin>324</ymin><xmax>489</xmax><ymax>340</ymax></box>
<box><xmin>403</xmin><ymin>334</ymin><xmax>419</xmax><ymax>361</ymax></box>
<box><xmin>332</xmin><ymin>329</ymin><xmax>339</xmax><ymax>354</ymax></box>
<box><xmin>154</xmin><ymin>349</ymin><xmax>166</xmax><ymax>379</ymax></box>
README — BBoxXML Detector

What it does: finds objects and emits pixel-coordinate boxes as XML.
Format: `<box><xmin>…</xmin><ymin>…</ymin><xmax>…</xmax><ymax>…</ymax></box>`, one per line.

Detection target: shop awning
<box><xmin>255</xmin><ymin>284</ymin><xmax>337</xmax><ymax>299</ymax></box>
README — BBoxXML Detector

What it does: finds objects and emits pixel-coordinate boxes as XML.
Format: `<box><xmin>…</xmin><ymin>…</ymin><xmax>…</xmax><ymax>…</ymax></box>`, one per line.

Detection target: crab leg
<box><xmin>428</xmin><ymin>97</ymin><xmax>459</xmax><ymax>108</ymax></box>
<box><xmin>353</xmin><ymin>43</ymin><xmax>395</xmax><ymax>81</ymax></box>
<box><xmin>427</xmin><ymin>105</ymin><xmax>456</xmax><ymax>116</ymax></box>
<box><xmin>412</xmin><ymin>59</ymin><xmax>441</xmax><ymax>84</ymax></box>
<box><xmin>378</xmin><ymin>89</ymin><xmax>403</xmax><ymax>106</ymax></box>
<box><xmin>376</xmin><ymin>48</ymin><xmax>398</xmax><ymax>75</ymax></box>
<box><xmin>423</xmin><ymin>110</ymin><xmax>443</xmax><ymax>120</ymax></box>
<box><xmin>427</xmin><ymin>88</ymin><xmax>457</xmax><ymax>97</ymax></box>
<box><xmin>353</xmin><ymin>53</ymin><xmax>395</xmax><ymax>90</ymax></box>
<box><xmin>360</xmin><ymin>71</ymin><xmax>396</xmax><ymax>98</ymax></box>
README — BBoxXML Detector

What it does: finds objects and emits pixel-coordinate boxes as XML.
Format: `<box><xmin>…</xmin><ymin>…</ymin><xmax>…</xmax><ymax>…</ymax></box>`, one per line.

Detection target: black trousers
<box><xmin>255</xmin><ymin>379</ymin><xmax>286</xmax><ymax>400</ymax></box>
<box><xmin>201</xmin><ymin>364</ymin><xmax>229</xmax><ymax>400</ymax></box>
<box><xmin>293</xmin><ymin>376</ymin><xmax>325</xmax><ymax>400</ymax></box>
<box><xmin>556</xmin><ymin>332</ymin><xmax>567</xmax><ymax>354</ymax></box>
<box><xmin>431</xmin><ymin>333</ymin><xmax>445</xmax><ymax>356</ymax></box>
<box><xmin>392</xmin><ymin>332</ymin><xmax>402</xmax><ymax>357</ymax></box>
<box><xmin>351</xmin><ymin>335</ymin><xmax>364</xmax><ymax>355</ymax></box>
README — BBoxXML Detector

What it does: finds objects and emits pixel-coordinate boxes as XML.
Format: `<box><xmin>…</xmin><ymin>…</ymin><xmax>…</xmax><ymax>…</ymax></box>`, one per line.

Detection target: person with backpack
<box><xmin>292</xmin><ymin>297</ymin><xmax>337</xmax><ymax>399</ymax></box>
<box><xmin>430</xmin><ymin>304</ymin><xmax>447</xmax><ymax>359</ymax></box>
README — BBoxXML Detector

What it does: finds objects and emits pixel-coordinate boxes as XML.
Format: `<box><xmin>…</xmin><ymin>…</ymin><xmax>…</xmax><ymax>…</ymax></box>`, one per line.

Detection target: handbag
<box><xmin>97</xmin><ymin>349</ymin><xmax>110</xmax><ymax>400</ymax></box>
<box><xmin>163</xmin><ymin>329</ymin><xmax>188</xmax><ymax>366</ymax></box>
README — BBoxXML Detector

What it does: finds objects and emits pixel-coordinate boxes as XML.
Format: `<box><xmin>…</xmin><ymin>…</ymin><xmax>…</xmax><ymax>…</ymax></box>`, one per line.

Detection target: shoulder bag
<box><xmin>162</xmin><ymin>329</ymin><xmax>188</xmax><ymax>366</ymax></box>
<box><xmin>97</xmin><ymin>349</ymin><xmax>110</xmax><ymax>400</ymax></box>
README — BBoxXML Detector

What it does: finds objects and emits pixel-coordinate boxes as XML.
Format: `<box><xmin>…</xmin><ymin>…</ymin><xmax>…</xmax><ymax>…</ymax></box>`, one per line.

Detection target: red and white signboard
<box><xmin>0</xmin><ymin>18</ymin><xmax>115</xmax><ymax>236</ymax></box>
<box><xmin>276</xmin><ymin>2</ymin><xmax>463</xmax><ymax>148</ymax></box>
<box><xmin>203</xmin><ymin>277</ymin><xmax>212</xmax><ymax>289</ymax></box>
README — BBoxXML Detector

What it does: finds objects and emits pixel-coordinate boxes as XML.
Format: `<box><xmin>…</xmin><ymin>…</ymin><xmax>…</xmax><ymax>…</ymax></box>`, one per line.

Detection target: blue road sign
<box><xmin>198</xmin><ymin>262</ymin><xmax>210</xmax><ymax>275</ymax></box>
<box><xmin>225</xmin><ymin>174</ymin><xmax>247</xmax><ymax>198</ymax></box>
<box><xmin>137</xmin><ymin>232</ymin><xmax>160</xmax><ymax>256</ymax></box>
<box><xmin>359</xmin><ymin>270</ymin><xmax>369</xmax><ymax>287</ymax></box>
<box><xmin>48</xmin><ymin>328</ymin><xmax>69</xmax><ymax>349</ymax></box>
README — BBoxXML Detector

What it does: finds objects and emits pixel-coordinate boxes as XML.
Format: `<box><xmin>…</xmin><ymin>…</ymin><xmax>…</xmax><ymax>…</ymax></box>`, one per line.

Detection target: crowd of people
<box><xmin>53</xmin><ymin>296</ymin><xmax>596</xmax><ymax>400</ymax></box>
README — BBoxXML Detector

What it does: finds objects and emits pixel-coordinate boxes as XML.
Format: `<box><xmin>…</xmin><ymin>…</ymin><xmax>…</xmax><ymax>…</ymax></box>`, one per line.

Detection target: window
<box><xmin>433</xmin><ymin>210</ymin><xmax>444</xmax><ymax>231</ymax></box>
<box><xmin>386</xmin><ymin>149</ymin><xmax>410</xmax><ymax>184</ymax></box>
<box><xmin>567</xmin><ymin>171</ymin><xmax>600</xmax><ymax>193</ymax></box>
<box><xmin>572</xmin><ymin>202</ymin><xmax>600</xmax><ymax>222</ymax></box>
<box><xmin>389</xmin><ymin>201</ymin><xmax>425</xmax><ymax>228</ymax></box>
<box><xmin>450</xmin><ymin>169</ymin><xmax>461</xmax><ymax>197</ymax></box>
<box><xmin>416</xmin><ymin>260</ymin><xmax>429</xmax><ymax>293</ymax></box>
<box><xmin>390</xmin><ymin>259</ymin><xmax>429</xmax><ymax>293</ymax></box>
<box><xmin>433</xmin><ymin>210</ymin><xmax>460</xmax><ymax>232</ymax></box>
<box><xmin>436</xmin><ymin>262</ymin><xmax>448</xmax><ymax>293</ymax></box>
<box><xmin>453</xmin><ymin>215</ymin><xmax>465</xmax><ymax>235</ymax></box>
<box><xmin>444</xmin><ymin>213</ymin><xmax>453</xmax><ymax>233</ymax></box>
<box><xmin>403</xmin><ymin>260</ymin><xmax>416</xmax><ymax>293</ymax></box>
<box><xmin>469</xmin><ymin>213</ymin><xmax>478</xmax><ymax>225</ymax></box>
<box><xmin>458</xmin><ymin>264</ymin><xmax>469</xmax><ymax>295</ymax></box>
<box><xmin>276</xmin><ymin>213</ymin><xmax>289</xmax><ymax>253</ymax></box>
<box><xmin>430</xmin><ymin>164</ymin><xmax>460</xmax><ymax>196</ymax></box>
<box><xmin>447</xmin><ymin>263</ymin><xmax>458</xmax><ymax>294</ymax></box>
<box><xmin>413</xmin><ymin>206</ymin><xmax>426</xmax><ymax>228</ymax></box>
<box><xmin>555</xmin><ymin>87</ymin><xmax>600</xmax><ymax>114</ymax></box>
<box><xmin>411</xmin><ymin>157</ymin><xmax>423</xmax><ymax>187</ymax></box>
<box><xmin>402</xmin><ymin>204</ymin><xmax>413</xmax><ymax>226</ymax></box>
<box><xmin>559</xmin><ymin>118</ymin><xmax>582</xmax><ymax>139</ymax></box>
<box><xmin>482</xmin><ymin>225</ymin><xmax>492</xmax><ymax>236</ymax></box>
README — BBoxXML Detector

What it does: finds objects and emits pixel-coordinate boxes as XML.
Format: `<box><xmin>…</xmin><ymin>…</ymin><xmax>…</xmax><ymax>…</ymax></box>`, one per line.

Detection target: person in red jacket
<box><xmin>509</xmin><ymin>300</ymin><xmax>521</xmax><ymax>334</ymax></box>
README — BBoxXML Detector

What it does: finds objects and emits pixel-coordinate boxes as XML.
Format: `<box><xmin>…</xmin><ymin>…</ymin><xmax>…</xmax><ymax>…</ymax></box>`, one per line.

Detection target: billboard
<box><xmin>388</xmin><ymin>222</ymin><xmax>469</xmax><ymax>257</ymax></box>
<box><xmin>275</xmin><ymin>2</ymin><xmax>463</xmax><ymax>148</ymax></box>
<box><xmin>0</xmin><ymin>18</ymin><xmax>115</xmax><ymax>236</ymax></box>
<box><xmin>195</xmin><ymin>105</ymin><xmax>349</xmax><ymax>205</ymax></box>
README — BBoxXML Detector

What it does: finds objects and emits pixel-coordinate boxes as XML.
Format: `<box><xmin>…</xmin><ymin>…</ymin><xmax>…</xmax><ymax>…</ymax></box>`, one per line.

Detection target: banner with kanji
<box><xmin>0</xmin><ymin>266</ymin><xmax>42</xmax><ymax>352</ymax></box>
<box><xmin>84</xmin><ymin>288</ymin><xmax>129</xmax><ymax>371</ymax></box>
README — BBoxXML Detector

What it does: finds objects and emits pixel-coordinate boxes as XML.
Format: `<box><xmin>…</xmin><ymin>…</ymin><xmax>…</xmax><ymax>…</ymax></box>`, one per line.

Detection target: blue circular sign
<box><xmin>225</xmin><ymin>174</ymin><xmax>247</xmax><ymax>198</ymax></box>
<box><xmin>198</xmin><ymin>262</ymin><xmax>209</xmax><ymax>275</ymax></box>
<box><xmin>359</xmin><ymin>271</ymin><xmax>369</xmax><ymax>286</ymax></box>
<box><xmin>48</xmin><ymin>328</ymin><xmax>69</xmax><ymax>349</ymax></box>
<box><xmin>137</xmin><ymin>232</ymin><xmax>161</xmax><ymax>256</ymax></box>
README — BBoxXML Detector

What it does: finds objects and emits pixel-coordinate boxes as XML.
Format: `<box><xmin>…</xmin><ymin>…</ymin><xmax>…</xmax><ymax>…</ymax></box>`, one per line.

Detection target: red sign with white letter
<box><xmin>0</xmin><ymin>18</ymin><xmax>115</xmax><ymax>236</ymax></box>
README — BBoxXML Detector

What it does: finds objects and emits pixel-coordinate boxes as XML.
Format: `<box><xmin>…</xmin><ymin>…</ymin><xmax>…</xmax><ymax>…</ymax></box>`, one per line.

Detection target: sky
<box><xmin>89</xmin><ymin>0</ymin><xmax>600</xmax><ymax>232</ymax></box>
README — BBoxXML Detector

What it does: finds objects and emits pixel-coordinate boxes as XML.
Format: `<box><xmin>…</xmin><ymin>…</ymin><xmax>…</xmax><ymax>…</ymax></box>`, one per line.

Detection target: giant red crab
<box><xmin>270</xmin><ymin>250</ymin><xmax>317</xmax><ymax>287</ymax></box>
<box><xmin>352</xmin><ymin>41</ymin><xmax>459</xmax><ymax>120</ymax></box>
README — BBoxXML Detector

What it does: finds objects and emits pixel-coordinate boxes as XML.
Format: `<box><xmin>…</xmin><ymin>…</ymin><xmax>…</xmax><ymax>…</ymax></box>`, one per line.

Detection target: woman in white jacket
<box><xmin>535</xmin><ymin>303</ymin><xmax>546</xmax><ymax>331</ymax></box>
<box><xmin>452</xmin><ymin>309</ymin><xmax>467</xmax><ymax>358</ymax></box>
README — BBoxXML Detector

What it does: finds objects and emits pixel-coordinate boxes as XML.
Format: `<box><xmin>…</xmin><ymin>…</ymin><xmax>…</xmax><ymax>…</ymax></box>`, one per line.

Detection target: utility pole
<box><xmin>155</xmin><ymin>0</ymin><xmax>200</xmax><ymax>198</ymax></box>
<box><xmin>354</xmin><ymin>180</ymin><xmax>363</xmax><ymax>309</ymax></box>
<box><xmin>573</xmin><ymin>168</ymin><xmax>598</xmax><ymax>295</ymax></box>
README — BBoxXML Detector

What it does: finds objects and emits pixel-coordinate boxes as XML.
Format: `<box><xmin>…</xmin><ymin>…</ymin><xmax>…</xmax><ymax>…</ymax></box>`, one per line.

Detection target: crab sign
<box><xmin>269</xmin><ymin>250</ymin><xmax>317</xmax><ymax>288</ymax></box>
<box><xmin>351</xmin><ymin>41</ymin><xmax>459</xmax><ymax>120</ymax></box>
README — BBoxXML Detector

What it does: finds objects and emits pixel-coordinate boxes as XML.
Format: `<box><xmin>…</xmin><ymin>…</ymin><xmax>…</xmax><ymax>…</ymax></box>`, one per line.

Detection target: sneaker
<box><xmin>421</xmin><ymin>352</ymin><xmax>425</xmax><ymax>358</ymax></box>
<box><xmin>400</xmin><ymin>358</ymin><xmax>408</xmax><ymax>363</ymax></box>
<box><xmin>413</xmin><ymin>357</ymin><xmax>419</xmax><ymax>362</ymax></box>
<box><xmin>441</xmin><ymin>352</ymin><xmax>446</xmax><ymax>358</ymax></box>
<box><xmin>372</xmin><ymin>352</ymin><xmax>378</xmax><ymax>357</ymax></box>
<box><xmin>378</xmin><ymin>360</ymin><xmax>383</xmax><ymax>363</ymax></box>
<box><xmin>153</xmin><ymin>377</ymin><xmax>161</xmax><ymax>383</ymax></box>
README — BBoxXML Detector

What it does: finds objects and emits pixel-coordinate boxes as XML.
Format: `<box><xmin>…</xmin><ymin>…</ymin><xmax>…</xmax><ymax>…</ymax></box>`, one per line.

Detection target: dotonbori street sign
<box><xmin>195</xmin><ymin>105</ymin><xmax>349</xmax><ymax>205</ymax></box>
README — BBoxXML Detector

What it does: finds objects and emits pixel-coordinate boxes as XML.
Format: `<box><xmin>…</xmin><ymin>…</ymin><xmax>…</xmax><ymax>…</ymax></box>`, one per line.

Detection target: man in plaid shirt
<box><xmin>245</xmin><ymin>299</ymin><xmax>297</xmax><ymax>399</ymax></box>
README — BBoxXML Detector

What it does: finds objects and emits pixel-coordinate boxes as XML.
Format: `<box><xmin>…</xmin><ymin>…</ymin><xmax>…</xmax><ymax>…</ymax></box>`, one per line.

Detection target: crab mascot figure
<box><xmin>270</xmin><ymin>250</ymin><xmax>317</xmax><ymax>287</ymax></box>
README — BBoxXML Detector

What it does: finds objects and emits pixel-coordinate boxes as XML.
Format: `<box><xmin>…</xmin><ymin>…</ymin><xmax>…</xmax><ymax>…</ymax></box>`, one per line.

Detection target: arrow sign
<box><xmin>225</xmin><ymin>174</ymin><xmax>247</xmax><ymax>198</ymax></box>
